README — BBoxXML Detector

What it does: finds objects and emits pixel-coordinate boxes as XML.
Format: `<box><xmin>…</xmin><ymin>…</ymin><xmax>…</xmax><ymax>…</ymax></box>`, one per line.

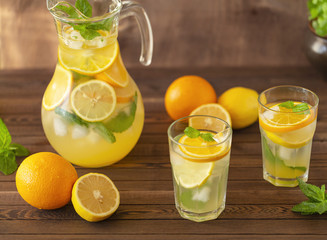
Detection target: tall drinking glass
<box><xmin>258</xmin><ymin>86</ymin><xmax>319</xmax><ymax>187</ymax></box>
<box><xmin>168</xmin><ymin>115</ymin><xmax>232</xmax><ymax>222</ymax></box>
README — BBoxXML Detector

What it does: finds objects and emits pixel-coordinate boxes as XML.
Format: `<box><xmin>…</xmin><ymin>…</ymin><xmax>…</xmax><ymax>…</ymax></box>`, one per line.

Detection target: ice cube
<box><xmin>192</xmin><ymin>187</ymin><xmax>211</xmax><ymax>202</ymax></box>
<box><xmin>72</xmin><ymin>125</ymin><xmax>89</xmax><ymax>139</ymax></box>
<box><xmin>88</xmin><ymin>131</ymin><xmax>101</xmax><ymax>144</ymax></box>
<box><xmin>53</xmin><ymin>117</ymin><xmax>67</xmax><ymax>137</ymax></box>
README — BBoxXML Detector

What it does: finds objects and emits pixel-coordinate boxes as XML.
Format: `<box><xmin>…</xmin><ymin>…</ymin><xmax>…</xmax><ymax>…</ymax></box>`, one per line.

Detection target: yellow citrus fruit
<box><xmin>71</xmin><ymin>80</ymin><xmax>117</xmax><ymax>122</ymax></box>
<box><xmin>95</xmin><ymin>54</ymin><xmax>129</xmax><ymax>88</ymax></box>
<box><xmin>171</xmin><ymin>150</ymin><xmax>214</xmax><ymax>188</ymax></box>
<box><xmin>165</xmin><ymin>75</ymin><xmax>217</xmax><ymax>120</ymax></box>
<box><xmin>259</xmin><ymin>103</ymin><xmax>315</xmax><ymax>133</ymax></box>
<box><xmin>42</xmin><ymin>64</ymin><xmax>73</xmax><ymax>111</ymax></box>
<box><xmin>190</xmin><ymin>103</ymin><xmax>232</xmax><ymax>129</ymax></box>
<box><xmin>264</xmin><ymin>130</ymin><xmax>311</xmax><ymax>149</ymax></box>
<box><xmin>178</xmin><ymin>133</ymin><xmax>230</xmax><ymax>161</ymax></box>
<box><xmin>58</xmin><ymin>40</ymin><xmax>118</xmax><ymax>76</ymax></box>
<box><xmin>114</xmin><ymin>78</ymin><xmax>136</xmax><ymax>103</ymax></box>
<box><xmin>15</xmin><ymin>152</ymin><xmax>78</xmax><ymax>210</ymax></box>
<box><xmin>218</xmin><ymin>87</ymin><xmax>259</xmax><ymax>129</ymax></box>
<box><xmin>71</xmin><ymin>173</ymin><xmax>120</xmax><ymax>222</ymax></box>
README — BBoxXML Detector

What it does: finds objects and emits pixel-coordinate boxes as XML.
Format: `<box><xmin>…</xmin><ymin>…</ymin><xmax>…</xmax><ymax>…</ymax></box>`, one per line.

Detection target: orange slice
<box><xmin>71</xmin><ymin>80</ymin><xmax>116</xmax><ymax>122</ymax></box>
<box><xmin>178</xmin><ymin>133</ymin><xmax>230</xmax><ymax>162</ymax></box>
<box><xmin>259</xmin><ymin>103</ymin><xmax>315</xmax><ymax>133</ymax></box>
<box><xmin>42</xmin><ymin>64</ymin><xmax>73</xmax><ymax>111</ymax></box>
<box><xmin>95</xmin><ymin>54</ymin><xmax>129</xmax><ymax>88</ymax></box>
<box><xmin>114</xmin><ymin>79</ymin><xmax>136</xmax><ymax>103</ymax></box>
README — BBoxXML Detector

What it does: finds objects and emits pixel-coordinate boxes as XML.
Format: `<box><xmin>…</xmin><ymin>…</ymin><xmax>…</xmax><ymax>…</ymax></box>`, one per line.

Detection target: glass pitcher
<box><xmin>42</xmin><ymin>0</ymin><xmax>153</xmax><ymax>167</ymax></box>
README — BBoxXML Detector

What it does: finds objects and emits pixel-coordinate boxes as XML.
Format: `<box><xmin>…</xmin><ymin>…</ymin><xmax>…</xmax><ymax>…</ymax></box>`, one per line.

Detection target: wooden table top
<box><xmin>1</xmin><ymin>67</ymin><xmax>327</xmax><ymax>239</ymax></box>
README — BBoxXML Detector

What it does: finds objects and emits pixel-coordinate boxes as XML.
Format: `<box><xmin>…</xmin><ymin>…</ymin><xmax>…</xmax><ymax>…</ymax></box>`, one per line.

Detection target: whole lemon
<box><xmin>165</xmin><ymin>75</ymin><xmax>217</xmax><ymax>120</ymax></box>
<box><xmin>16</xmin><ymin>152</ymin><xmax>78</xmax><ymax>209</ymax></box>
<box><xmin>218</xmin><ymin>87</ymin><xmax>259</xmax><ymax>129</ymax></box>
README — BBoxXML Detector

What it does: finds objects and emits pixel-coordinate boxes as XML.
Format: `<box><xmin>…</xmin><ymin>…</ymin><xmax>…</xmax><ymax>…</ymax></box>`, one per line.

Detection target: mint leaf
<box><xmin>279</xmin><ymin>101</ymin><xmax>294</xmax><ymax>109</ymax></box>
<box><xmin>9</xmin><ymin>143</ymin><xmax>30</xmax><ymax>157</ymax></box>
<box><xmin>55</xmin><ymin>107</ymin><xmax>88</xmax><ymax>127</ymax></box>
<box><xmin>55</xmin><ymin>4</ymin><xmax>80</xmax><ymax>19</ymax></box>
<box><xmin>75</xmin><ymin>0</ymin><xmax>92</xmax><ymax>18</ymax></box>
<box><xmin>92</xmin><ymin>123</ymin><xmax>116</xmax><ymax>143</ymax></box>
<box><xmin>55</xmin><ymin>107</ymin><xmax>116</xmax><ymax>143</ymax></box>
<box><xmin>105</xmin><ymin>92</ymin><xmax>138</xmax><ymax>133</ymax></box>
<box><xmin>298</xmin><ymin>178</ymin><xmax>324</xmax><ymax>202</ymax></box>
<box><xmin>71</xmin><ymin>24</ymin><xmax>101</xmax><ymax>40</ymax></box>
<box><xmin>184</xmin><ymin>126</ymin><xmax>200</xmax><ymax>138</ymax></box>
<box><xmin>308</xmin><ymin>0</ymin><xmax>327</xmax><ymax>37</ymax></box>
<box><xmin>200</xmin><ymin>132</ymin><xmax>215</xmax><ymax>142</ymax></box>
<box><xmin>292</xmin><ymin>178</ymin><xmax>327</xmax><ymax>215</ymax></box>
<box><xmin>0</xmin><ymin>149</ymin><xmax>17</xmax><ymax>175</ymax></box>
<box><xmin>87</xmin><ymin>18</ymin><xmax>113</xmax><ymax>31</ymax></box>
<box><xmin>0</xmin><ymin>119</ymin><xmax>11</xmax><ymax>149</ymax></box>
<box><xmin>292</xmin><ymin>103</ymin><xmax>310</xmax><ymax>113</ymax></box>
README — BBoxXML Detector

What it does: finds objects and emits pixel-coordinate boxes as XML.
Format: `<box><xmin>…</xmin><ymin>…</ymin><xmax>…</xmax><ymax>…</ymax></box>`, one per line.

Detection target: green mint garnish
<box><xmin>278</xmin><ymin>101</ymin><xmax>310</xmax><ymax>114</ymax></box>
<box><xmin>184</xmin><ymin>126</ymin><xmax>215</xmax><ymax>142</ymax></box>
<box><xmin>105</xmin><ymin>92</ymin><xmax>138</xmax><ymax>133</ymax></box>
<box><xmin>75</xmin><ymin>0</ymin><xmax>92</xmax><ymax>18</ymax></box>
<box><xmin>55</xmin><ymin>107</ymin><xmax>116</xmax><ymax>143</ymax></box>
<box><xmin>55</xmin><ymin>0</ymin><xmax>113</xmax><ymax>40</ymax></box>
<box><xmin>278</xmin><ymin>101</ymin><xmax>295</xmax><ymax>109</ymax></box>
<box><xmin>292</xmin><ymin>178</ymin><xmax>327</xmax><ymax>215</ymax></box>
<box><xmin>308</xmin><ymin>0</ymin><xmax>327</xmax><ymax>37</ymax></box>
<box><xmin>0</xmin><ymin>119</ymin><xmax>30</xmax><ymax>175</ymax></box>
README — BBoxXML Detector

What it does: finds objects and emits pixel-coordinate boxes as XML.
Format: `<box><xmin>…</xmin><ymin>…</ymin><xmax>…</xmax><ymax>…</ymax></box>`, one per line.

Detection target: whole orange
<box><xmin>16</xmin><ymin>152</ymin><xmax>78</xmax><ymax>210</ymax></box>
<box><xmin>165</xmin><ymin>75</ymin><xmax>217</xmax><ymax>120</ymax></box>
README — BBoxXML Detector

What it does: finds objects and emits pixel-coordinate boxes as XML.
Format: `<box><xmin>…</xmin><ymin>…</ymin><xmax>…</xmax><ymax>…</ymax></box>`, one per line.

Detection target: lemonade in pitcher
<box><xmin>258</xmin><ymin>86</ymin><xmax>319</xmax><ymax>187</ymax></box>
<box><xmin>42</xmin><ymin>0</ymin><xmax>153</xmax><ymax>167</ymax></box>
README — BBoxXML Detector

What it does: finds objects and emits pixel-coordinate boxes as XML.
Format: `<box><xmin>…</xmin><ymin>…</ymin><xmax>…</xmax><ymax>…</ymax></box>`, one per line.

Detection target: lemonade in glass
<box><xmin>42</xmin><ymin>0</ymin><xmax>153</xmax><ymax>167</ymax></box>
<box><xmin>258</xmin><ymin>86</ymin><xmax>319</xmax><ymax>187</ymax></box>
<box><xmin>168</xmin><ymin>115</ymin><xmax>232</xmax><ymax>222</ymax></box>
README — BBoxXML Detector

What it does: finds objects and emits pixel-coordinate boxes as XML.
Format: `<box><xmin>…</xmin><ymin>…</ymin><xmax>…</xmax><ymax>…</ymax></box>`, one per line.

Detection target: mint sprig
<box><xmin>0</xmin><ymin>119</ymin><xmax>30</xmax><ymax>175</ymax></box>
<box><xmin>55</xmin><ymin>0</ymin><xmax>114</xmax><ymax>40</ymax></box>
<box><xmin>292</xmin><ymin>178</ymin><xmax>327</xmax><ymax>215</ymax></box>
<box><xmin>278</xmin><ymin>101</ymin><xmax>310</xmax><ymax>114</ymax></box>
<box><xmin>308</xmin><ymin>0</ymin><xmax>327</xmax><ymax>37</ymax></box>
<box><xmin>184</xmin><ymin>126</ymin><xmax>215</xmax><ymax>142</ymax></box>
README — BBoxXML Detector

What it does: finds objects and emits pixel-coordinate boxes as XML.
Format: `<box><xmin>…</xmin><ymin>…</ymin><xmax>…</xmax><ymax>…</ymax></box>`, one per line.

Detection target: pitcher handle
<box><xmin>120</xmin><ymin>1</ymin><xmax>153</xmax><ymax>66</ymax></box>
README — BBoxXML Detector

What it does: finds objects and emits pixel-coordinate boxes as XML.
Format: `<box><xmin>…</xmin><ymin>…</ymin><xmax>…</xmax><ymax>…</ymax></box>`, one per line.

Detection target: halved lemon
<box><xmin>189</xmin><ymin>103</ymin><xmax>231</xmax><ymax>131</ymax></box>
<box><xmin>95</xmin><ymin>54</ymin><xmax>129</xmax><ymax>88</ymax></box>
<box><xmin>171</xmin><ymin>151</ymin><xmax>214</xmax><ymax>188</ymax></box>
<box><xmin>42</xmin><ymin>64</ymin><xmax>73</xmax><ymax>111</ymax></box>
<box><xmin>71</xmin><ymin>80</ymin><xmax>117</xmax><ymax>122</ymax></box>
<box><xmin>259</xmin><ymin>102</ymin><xmax>315</xmax><ymax>133</ymax></box>
<box><xmin>58</xmin><ymin>40</ymin><xmax>119</xmax><ymax>76</ymax></box>
<box><xmin>178</xmin><ymin>133</ymin><xmax>230</xmax><ymax>161</ymax></box>
<box><xmin>71</xmin><ymin>173</ymin><xmax>120</xmax><ymax>222</ymax></box>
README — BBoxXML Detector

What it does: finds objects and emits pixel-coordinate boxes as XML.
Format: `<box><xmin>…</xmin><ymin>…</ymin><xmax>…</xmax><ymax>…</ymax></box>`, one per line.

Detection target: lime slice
<box><xmin>42</xmin><ymin>64</ymin><xmax>73</xmax><ymax>111</ymax></box>
<box><xmin>171</xmin><ymin>151</ymin><xmax>214</xmax><ymax>188</ymax></box>
<box><xmin>71</xmin><ymin>80</ymin><xmax>116</xmax><ymax>122</ymax></box>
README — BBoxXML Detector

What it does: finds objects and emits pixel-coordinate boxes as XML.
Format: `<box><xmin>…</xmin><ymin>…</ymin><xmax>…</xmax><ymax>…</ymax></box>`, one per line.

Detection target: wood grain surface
<box><xmin>0</xmin><ymin>0</ymin><xmax>310</xmax><ymax>69</ymax></box>
<box><xmin>0</xmin><ymin>67</ymin><xmax>327</xmax><ymax>239</ymax></box>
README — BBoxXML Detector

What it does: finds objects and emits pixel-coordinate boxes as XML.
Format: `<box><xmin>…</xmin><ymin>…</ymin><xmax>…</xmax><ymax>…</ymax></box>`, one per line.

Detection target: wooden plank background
<box><xmin>0</xmin><ymin>0</ymin><xmax>310</xmax><ymax>70</ymax></box>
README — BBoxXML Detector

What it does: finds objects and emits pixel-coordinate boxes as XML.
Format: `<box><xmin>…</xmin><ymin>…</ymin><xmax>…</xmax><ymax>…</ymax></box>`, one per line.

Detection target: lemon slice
<box><xmin>171</xmin><ymin>151</ymin><xmax>214</xmax><ymax>188</ymax></box>
<box><xmin>42</xmin><ymin>64</ymin><xmax>73</xmax><ymax>111</ymax></box>
<box><xmin>190</xmin><ymin>103</ymin><xmax>232</xmax><ymax>130</ymax></box>
<box><xmin>58</xmin><ymin>40</ymin><xmax>118</xmax><ymax>76</ymax></box>
<box><xmin>95</xmin><ymin>54</ymin><xmax>129</xmax><ymax>88</ymax></box>
<box><xmin>71</xmin><ymin>80</ymin><xmax>117</xmax><ymax>122</ymax></box>
<box><xmin>71</xmin><ymin>173</ymin><xmax>120</xmax><ymax>222</ymax></box>
<box><xmin>178</xmin><ymin>134</ymin><xmax>229</xmax><ymax>161</ymax></box>
<box><xmin>259</xmin><ymin>102</ymin><xmax>315</xmax><ymax>133</ymax></box>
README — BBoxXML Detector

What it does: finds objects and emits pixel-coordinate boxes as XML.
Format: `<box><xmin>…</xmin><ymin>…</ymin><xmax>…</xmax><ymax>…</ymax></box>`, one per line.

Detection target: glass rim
<box><xmin>167</xmin><ymin>115</ymin><xmax>232</xmax><ymax>148</ymax></box>
<box><xmin>258</xmin><ymin>85</ymin><xmax>319</xmax><ymax>114</ymax></box>
<box><xmin>47</xmin><ymin>0</ymin><xmax>122</xmax><ymax>23</ymax></box>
